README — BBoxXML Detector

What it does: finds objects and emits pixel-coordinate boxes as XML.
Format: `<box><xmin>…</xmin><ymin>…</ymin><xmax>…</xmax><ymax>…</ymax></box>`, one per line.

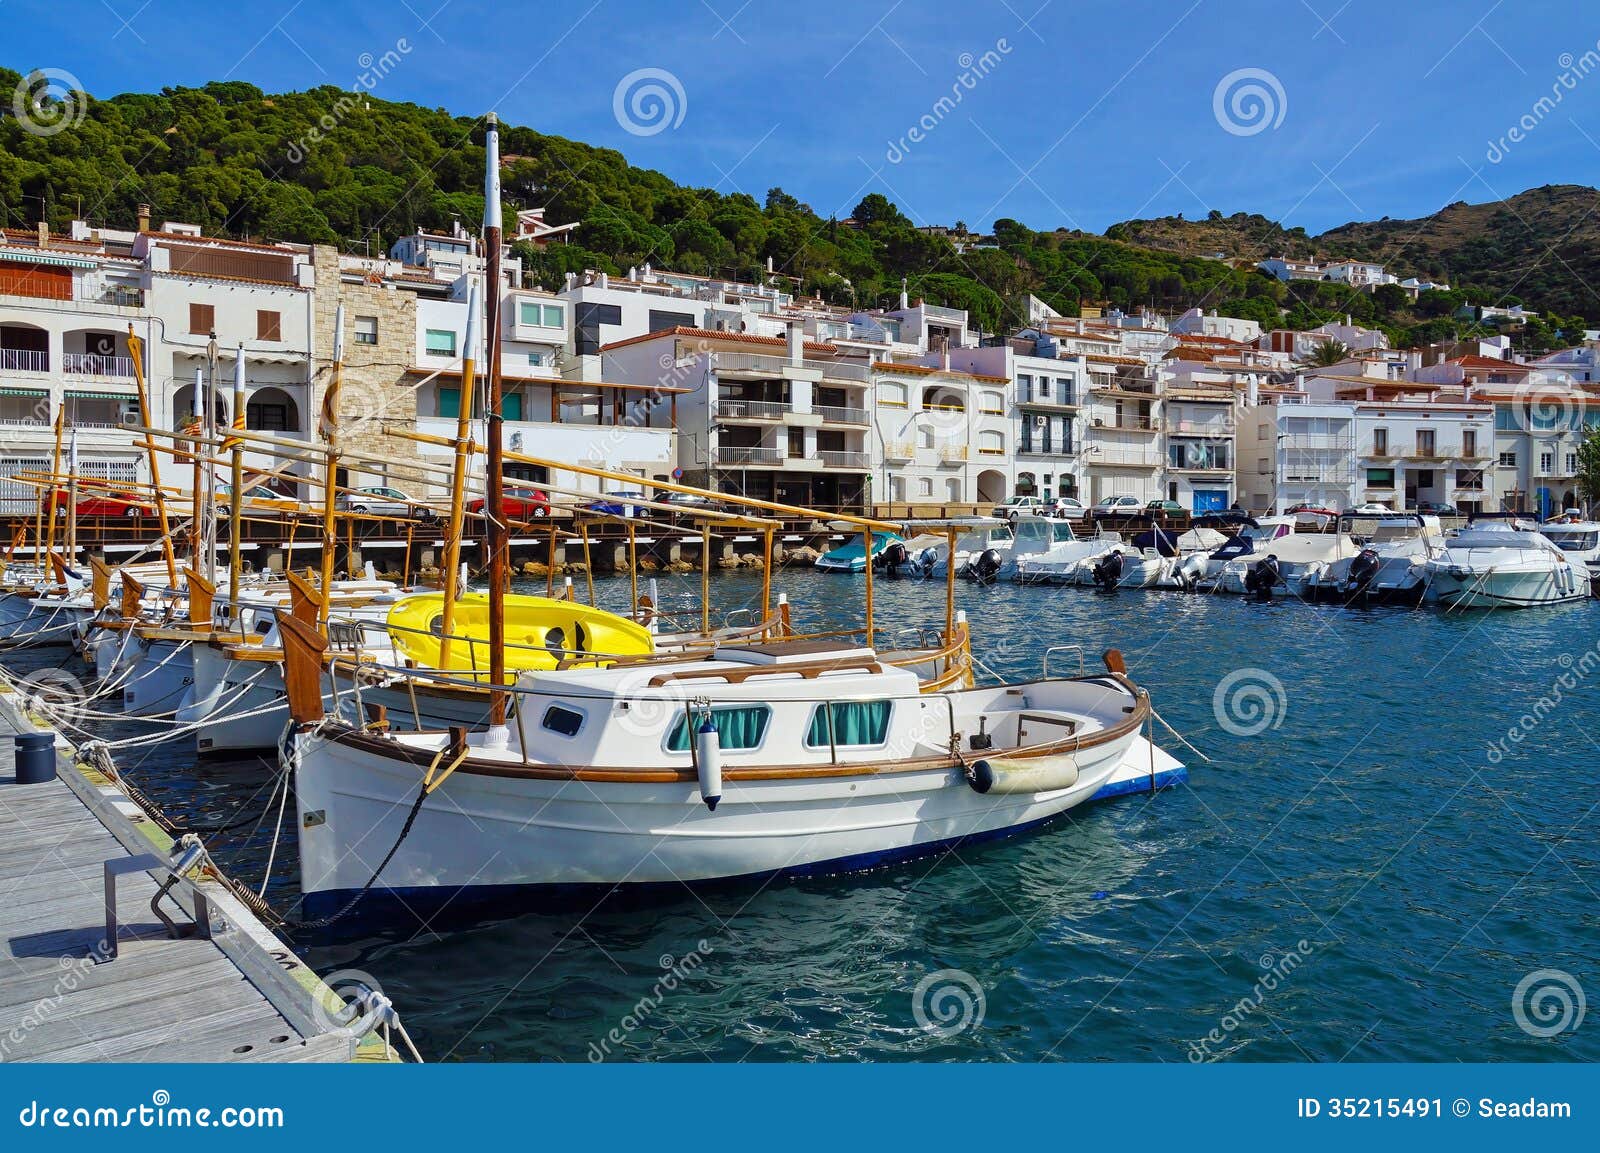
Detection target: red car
<box><xmin>466</xmin><ymin>484</ymin><xmax>550</xmax><ymax>519</ymax></box>
<box><xmin>49</xmin><ymin>490</ymin><xmax>156</xmax><ymax>518</ymax></box>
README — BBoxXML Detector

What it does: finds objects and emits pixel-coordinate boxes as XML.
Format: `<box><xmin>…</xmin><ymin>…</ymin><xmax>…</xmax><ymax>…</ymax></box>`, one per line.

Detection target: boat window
<box><xmin>805</xmin><ymin>700</ymin><xmax>893</xmax><ymax>748</ymax></box>
<box><xmin>541</xmin><ymin>705</ymin><xmax>585</xmax><ymax>737</ymax></box>
<box><xmin>666</xmin><ymin>706</ymin><xmax>771</xmax><ymax>752</ymax></box>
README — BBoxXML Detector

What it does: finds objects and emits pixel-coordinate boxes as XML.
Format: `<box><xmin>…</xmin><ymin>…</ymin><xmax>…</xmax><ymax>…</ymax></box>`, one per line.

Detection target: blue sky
<box><xmin>9</xmin><ymin>0</ymin><xmax>1598</xmax><ymax>234</ymax></box>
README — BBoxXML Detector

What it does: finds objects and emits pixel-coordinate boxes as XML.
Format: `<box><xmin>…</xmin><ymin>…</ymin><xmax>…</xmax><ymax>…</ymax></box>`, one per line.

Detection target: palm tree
<box><xmin>1307</xmin><ymin>338</ymin><xmax>1350</xmax><ymax>367</ymax></box>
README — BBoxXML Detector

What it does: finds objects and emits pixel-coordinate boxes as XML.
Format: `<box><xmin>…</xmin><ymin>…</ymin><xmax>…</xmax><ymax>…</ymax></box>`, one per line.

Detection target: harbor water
<box><xmin>9</xmin><ymin>571</ymin><xmax>1597</xmax><ymax>1062</ymax></box>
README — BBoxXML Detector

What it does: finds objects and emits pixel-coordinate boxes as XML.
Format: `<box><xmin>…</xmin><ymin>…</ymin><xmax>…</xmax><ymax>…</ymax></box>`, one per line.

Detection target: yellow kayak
<box><xmin>385</xmin><ymin>592</ymin><xmax>654</xmax><ymax>673</ymax></box>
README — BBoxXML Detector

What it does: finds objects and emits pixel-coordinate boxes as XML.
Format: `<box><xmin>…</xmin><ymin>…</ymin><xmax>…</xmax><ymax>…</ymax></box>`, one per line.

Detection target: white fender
<box><xmin>695</xmin><ymin>716</ymin><xmax>723</xmax><ymax>811</ymax></box>
<box><xmin>968</xmin><ymin>753</ymin><xmax>1080</xmax><ymax>795</ymax></box>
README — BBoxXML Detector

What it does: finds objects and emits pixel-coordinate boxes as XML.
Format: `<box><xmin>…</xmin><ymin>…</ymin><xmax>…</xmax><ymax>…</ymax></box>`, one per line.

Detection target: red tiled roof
<box><xmin>600</xmin><ymin>326</ymin><xmax>836</xmax><ymax>355</ymax></box>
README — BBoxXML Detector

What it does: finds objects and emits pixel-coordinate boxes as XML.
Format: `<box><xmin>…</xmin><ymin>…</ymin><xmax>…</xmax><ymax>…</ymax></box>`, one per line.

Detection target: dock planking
<box><xmin>0</xmin><ymin>695</ymin><xmax>380</xmax><ymax>1063</ymax></box>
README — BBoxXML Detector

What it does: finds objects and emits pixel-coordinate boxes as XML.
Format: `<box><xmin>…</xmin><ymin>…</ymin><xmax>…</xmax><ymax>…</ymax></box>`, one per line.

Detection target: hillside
<box><xmin>1107</xmin><ymin>185</ymin><xmax>1600</xmax><ymax>322</ymax></box>
<box><xmin>0</xmin><ymin>68</ymin><xmax>1593</xmax><ymax>345</ymax></box>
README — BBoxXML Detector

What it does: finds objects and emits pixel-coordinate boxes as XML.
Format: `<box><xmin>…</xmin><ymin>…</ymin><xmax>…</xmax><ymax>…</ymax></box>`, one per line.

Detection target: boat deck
<box><xmin>0</xmin><ymin>693</ymin><xmax>386</xmax><ymax>1063</ymax></box>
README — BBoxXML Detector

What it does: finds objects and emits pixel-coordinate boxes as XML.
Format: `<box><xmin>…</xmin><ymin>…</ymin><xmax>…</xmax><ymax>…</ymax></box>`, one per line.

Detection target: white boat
<box><xmin>1213</xmin><ymin>531</ymin><xmax>1361</xmax><ymax>597</ymax></box>
<box><xmin>1307</xmin><ymin>514</ymin><xmax>1444</xmax><ymax>605</ymax></box>
<box><xmin>914</xmin><ymin>524</ymin><xmax>1012</xmax><ymax>579</ymax></box>
<box><xmin>283</xmin><ymin>632</ymin><xmax>1164</xmax><ymax>922</ymax></box>
<box><xmin>965</xmin><ymin>515</ymin><xmax>1076</xmax><ymax>581</ymax></box>
<box><xmin>1175</xmin><ymin>516</ymin><xmax>1297</xmax><ymax>588</ymax></box>
<box><xmin>1423</xmin><ymin>519</ymin><xmax>1590</xmax><ymax>608</ymax></box>
<box><xmin>1013</xmin><ymin>530</ymin><xmax>1124</xmax><ymax>585</ymax></box>
<box><xmin>1540</xmin><ymin>519</ymin><xmax>1600</xmax><ymax>595</ymax></box>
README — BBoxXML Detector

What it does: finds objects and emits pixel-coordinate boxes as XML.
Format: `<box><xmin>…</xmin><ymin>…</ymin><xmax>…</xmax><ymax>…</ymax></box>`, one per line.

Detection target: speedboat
<box><xmin>815</xmin><ymin>531</ymin><xmax>905</xmax><ymax>573</ymax></box>
<box><xmin>1176</xmin><ymin>516</ymin><xmax>1296</xmax><ymax>588</ymax></box>
<box><xmin>913</xmin><ymin>524</ymin><xmax>1012</xmax><ymax>579</ymax></box>
<box><xmin>1540</xmin><ymin>519</ymin><xmax>1600</xmax><ymax>595</ymax></box>
<box><xmin>1013</xmin><ymin>531</ymin><xmax>1124</xmax><ymax>585</ymax></box>
<box><xmin>1307</xmin><ymin>514</ymin><xmax>1444</xmax><ymax>606</ymax></box>
<box><xmin>281</xmin><ymin>628</ymin><xmax>1172</xmax><ymax>924</ymax></box>
<box><xmin>1423</xmin><ymin>518</ymin><xmax>1590</xmax><ymax>608</ymax></box>
<box><xmin>1213</xmin><ymin>530</ymin><xmax>1360</xmax><ymax>597</ymax></box>
<box><xmin>962</xmin><ymin>515</ymin><xmax>1075</xmax><ymax>582</ymax></box>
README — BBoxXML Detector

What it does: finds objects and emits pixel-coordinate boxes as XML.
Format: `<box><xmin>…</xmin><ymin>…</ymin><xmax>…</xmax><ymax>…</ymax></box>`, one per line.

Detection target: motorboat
<box><xmin>281</xmin><ymin>627</ymin><xmax>1169</xmax><ymax>924</ymax></box>
<box><xmin>1212</xmin><ymin>530</ymin><xmax>1361</xmax><ymax>597</ymax></box>
<box><xmin>1306</xmin><ymin>513</ymin><xmax>1444</xmax><ymax>606</ymax></box>
<box><xmin>815</xmin><ymin>531</ymin><xmax>905</xmax><ymax>573</ymax></box>
<box><xmin>1540</xmin><ymin>519</ymin><xmax>1600</xmax><ymax>595</ymax></box>
<box><xmin>1013</xmin><ymin>531</ymin><xmax>1125</xmax><ymax>585</ymax></box>
<box><xmin>1175</xmin><ymin>516</ymin><xmax>1296</xmax><ymax>588</ymax></box>
<box><xmin>385</xmin><ymin>591</ymin><xmax>654</xmax><ymax>674</ymax></box>
<box><xmin>1423</xmin><ymin>518</ymin><xmax>1590</xmax><ymax>608</ymax></box>
<box><xmin>913</xmin><ymin>524</ymin><xmax>1012</xmax><ymax>579</ymax></box>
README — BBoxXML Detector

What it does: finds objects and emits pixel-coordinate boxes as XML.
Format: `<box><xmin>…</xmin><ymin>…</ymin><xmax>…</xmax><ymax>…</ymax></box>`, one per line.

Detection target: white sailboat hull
<box><xmin>292</xmin><ymin>720</ymin><xmax>1146</xmax><ymax>919</ymax></box>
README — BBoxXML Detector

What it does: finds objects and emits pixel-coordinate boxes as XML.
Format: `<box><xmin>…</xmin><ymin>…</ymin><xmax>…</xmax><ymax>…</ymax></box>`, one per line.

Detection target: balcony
<box><xmin>0</xmin><ymin>349</ymin><xmax>49</xmax><ymax>373</ymax></box>
<box><xmin>820</xmin><ymin>361</ymin><xmax>870</xmax><ymax>384</ymax></box>
<box><xmin>1093</xmin><ymin>416</ymin><xmax>1157</xmax><ymax>432</ymax></box>
<box><xmin>1406</xmin><ymin>444</ymin><xmax>1456</xmax><ymax>460</ymax></box>
<box><xmin>717</xmin><ymin>399</ymin><xmax>788</xmax><ymax>421</ymax></box>
<box><xmin>937</xmin><ymin>446</ymin><xmax>968</xmax><ymax>466</ymax></box>
<box><xmin>819</xmin><ymin>450</ymin><xmax>870</xmax><ymax>469</ymax></box>
<box><xmin>715</xmin><ymin>446</ymin><xmax>785</xmax><ymax>466</ymax></box>
<box><xmin>814</xmin><ymin>403</ymin><xmax>869</xmax><ymax>426</ymax></box>
<box><xmin>63</xmin><ymin>353</ymin><xmax>134</xmax><ymax>378</ymax></box>
<box><xmin>1086</xmin><ymin>446</ymin><xmax>1163</xmax><ymax>468</ymax></box>
<box><xmin>1018</xmin><ymin>444</ymin><xmax>1075</xmax><ymax>457</ymax></box>
<box><xmin>713</xmin><ymin>352</ymin><xmax>791</xmax><ymax>376</ymax></box>
<box><xmin>884</xmin><ymin>441</ymin><xmax>914</xmax><ymax>462</ymax></box>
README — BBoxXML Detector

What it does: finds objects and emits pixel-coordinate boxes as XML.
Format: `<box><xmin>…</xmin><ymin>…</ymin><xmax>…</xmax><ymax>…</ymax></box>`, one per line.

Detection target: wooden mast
<box><xmin>317</xmin><ymin>305</ymin><xmax>346</xmax><ymax>626</ymax></box>
<box><xmin>64</xmin><ymin>424</ymin><xmax>78</xmax><ymax>562</ymax></box>
<box><xmin>43</xmin><ymin>408</ymin><xmax>64</xmax><ymax>568</ymax></box>
<box><xmin>188</xmin><ymin>366</ymin><xmax>204</xmax><ymax>566</ymax></box>
<box><xmin>125</xmin><ymin>325</ymin><xmax>177</xmax><ymax>586</ymax></box>
<box><xmin>482</xmin><ymin>112</ymin><xmax>509</xmax><ymax>731</ymax></box>
<box><xmin>437</xmin><ymin>280</ymin><xmax>480</xmax><ymax>668</ymax></box>
<box><xmin>226</xmin><ymin>342</ymin><xmax>246</xmax><ymax>619</ymax></box>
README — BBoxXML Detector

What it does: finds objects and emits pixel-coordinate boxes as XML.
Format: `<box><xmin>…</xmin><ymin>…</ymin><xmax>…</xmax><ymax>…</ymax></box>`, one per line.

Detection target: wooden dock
<box><xmin>0</xmin><ymin>691</ymin><xmax>399</xmax><ymax>1063</ymax></box>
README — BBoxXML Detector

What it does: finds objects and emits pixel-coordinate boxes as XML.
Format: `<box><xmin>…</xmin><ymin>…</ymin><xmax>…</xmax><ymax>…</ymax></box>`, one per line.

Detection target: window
<box><xmin>1463</xmin><ymin>430</ymin><xmax>1476</xmax><ymax>457</ymax></box>
<box><xmin>1366</xmin><ymin>468</ymin><xmax>1394</xmax><ymax>486</ymax></box>
<box><xmin>438</xmin><ymin>388</ymin><xmax>460</xmax><ymax>419</ymax></box>
<box><xmin>978</xmin><ymin>429</ymin><xmax>1005</xmax><ymax>455</ymax></box>
<box><xmin>189</xmin><ymin>303</ymin><xmax>214</xmax><ymax>335</ymax></box>
<box><xmin>256</xmin><ymin>310</ymin><xmax>282</xmax><ymax>341</ymax></box>
<box><xmin>879</xmin><ymin>382</ymin><xmax>908</xmax><ymax>408</ymax></box>
<box><xmin>646</xmin><ymin>308</ymin><xmax>692</xmax><ymax>332</ymax></box>
<box><xmin>806</xmin><ymin>700</ymin><xmax>892</xmax><ymax>748</ymax></box>
<box><xmin>1540</xmin><ymin>451</ymin><xmax>1554</xmax><ymax>473</ymax></box>
<box><xmin>1017</xmin><ymin>374</ymin><xmax>1032</xmax><ymax>397</ymax></box>
<box><xmin>1416</xmin><ymin>429</ymin><xmax>1435</xmax><ymax>456</ymax></box>
<box><xmin>246</xmin><ymin>402</ymin><xmax>290</xmax><ymax>431</ymax></box>
<box><xmin>917</xmin><ymin>477</ymin><xmax>933</xmax><ymax>497</ymax></box>
<box><xmin>425</xmin><ymin>328</ymin><xmax>457</xmax><ymax>356</ymax></box>
<box><xmin>666</xmin><ymin>706</ymin><xmax>770</xmax><ymax>752</ymax></box>
<box><xmin>354</xmin><ymin>315</ymin><xmax>378</xmax><ymax>345</ymax></box>
<box><xmin>1372</xmin><ymin>427</ymin><xmax>1388</xmax><ymax>455</ymax></box>
<box><xmin>520</xmin><ymin>301</ymin><xmax>565</xmax><ymax>328</ymax></box>
<box><xmin>528</xmin><ymin>351</ymin><xmax>548</xmax><ymax>367</ymax></box>
<box><xmin>1567</xmin><ymin>452</ymin><xmax>1578</xmax><ymax>474</ymax></box>
<box><xmin>541</xmin><ymin>705</ymin><xmax>584</xmax><ymax>737</ymax></box>
<box><xmin>503</xmin><ymin>392</ymin><xmax>523</xmax><ymax>421</ymax></box>
<box><xmin>980</xmin><ymin>390</ymin><xmax>1004</xmax><ymax>415</ymax></box>
<box><xmin>1499</xmin><ymin>451</ymin><xmax>1517</xmax><ymax>467</ymax></box>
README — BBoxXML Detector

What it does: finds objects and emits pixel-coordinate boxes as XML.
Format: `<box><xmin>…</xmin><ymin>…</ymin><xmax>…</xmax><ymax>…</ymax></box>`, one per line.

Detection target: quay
<box><xmin>0</xmin><ymin>688</ymin><xmax>405</xmax><ymax>1063</ymax></box>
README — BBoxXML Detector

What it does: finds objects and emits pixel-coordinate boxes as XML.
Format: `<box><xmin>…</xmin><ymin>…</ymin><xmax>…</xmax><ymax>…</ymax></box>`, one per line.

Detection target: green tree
<box><xmin>1576</xmin><ymin>428</ymin><xmax>1600</xmax><ymax>513</ymax></box>
<box><xmin>1308</xmin><ymin>338</ymin><xmax>1351</xmax><ymax>367</ymax></box>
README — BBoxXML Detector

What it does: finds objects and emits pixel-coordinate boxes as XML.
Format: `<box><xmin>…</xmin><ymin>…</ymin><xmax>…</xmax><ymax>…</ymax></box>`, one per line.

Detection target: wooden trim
<box><xmin>277</xmin><ymin>610</ymin><xmax>328</xmax><ymax>724</ymax></box>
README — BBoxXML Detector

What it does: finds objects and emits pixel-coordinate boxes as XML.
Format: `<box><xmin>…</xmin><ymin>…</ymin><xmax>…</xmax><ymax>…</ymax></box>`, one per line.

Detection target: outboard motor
<box><xmin>1092</xmin><ymin>549</ymin><xmax>1125</xmax><ymax>593</ymax></box>
<box><xmin>882</xmin><ymin>541</ymin><xmax>909</xmax><ymax>580</ymax></box>
<box><xmin>1346</xmin><ymin>547</ymin><xmax>1381</xmax><ymax>601</ymax></box>
<box><xmin>970</xmin><ymin>548</ymin><xmax>1003</xmax><ymax>585</ymax></box>
<box><xmin>1245</xmin><ymin>554</ymin><xmax>1281</xmax><ymax>602</ymax></box>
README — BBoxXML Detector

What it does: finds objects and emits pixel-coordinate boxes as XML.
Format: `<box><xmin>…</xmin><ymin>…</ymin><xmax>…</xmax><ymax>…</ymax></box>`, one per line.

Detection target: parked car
<box><xmin>991</xmin><ymin>496</ymin><xmax>1050</xmax><ymax>519</ymax></box>
<box><xmin>215</xmin><ymin>482</ymin><xmax>302</xmax><ymax>513</ymax></box>
<box><xmin>1416</xmin><ymin>501</ymin><xmax>1459</xmax><ymax>516</ymax></box>
<box><xmin>1145</xmin><ymin>499</ymin><xmax>1186</xmax><ymax>517</ymax></box>
<box><xmin>658</xmin><ymin>490</ymin><xmax>718</xmax><ymax>518</ymax></box>
<box><xmin>1090</xmin><ymin>495</ymin><xmax>1143</xmax><ymax>519</ymax></box>
<box><xmin>584</xmin><ymin>490</ymin><xmax>650</xmax><ymax>518</ymax></box>
<box><xmin>1286</xmin><ymin>503</ymin><xmax>1338</xmax><ymax>517</ymax></box>
<box><xmin>466</xmin><ymin>483</ymin><xmax>550</xmax><ymax>519</ymax></box>
<box><xmin>1045</xmin><ymin>496</ymin><xmax>1086</xmax><ymax>517</ymax></box>
<box><xmin>337</xmin><ymin>486</ymin><xmax>436</xmax><ymax>521</ymax></box>
<box><xmin>50</xmin><ymin>490</ymin><xmax>155</xmax><ymax>518</ymax></box>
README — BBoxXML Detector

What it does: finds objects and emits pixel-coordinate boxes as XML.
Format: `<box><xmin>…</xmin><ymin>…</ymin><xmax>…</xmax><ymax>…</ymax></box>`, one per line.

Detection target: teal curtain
<box><xmin>503</xmin><ymin>392</ymin><xmax>523</xmax><ymax>421</ymax></box>
<box><xmin>805</xmin><ymin>700</ymin><xmax>892</xmax><ymax>748</ymax></box>
<box><xmin>439</xmin><ymin>388</ymin><xmax>460</xmax><ymax>418</ymax></box>
<box><xmin>667</xmin><ymin>706</ymin><xmax>770</xmax><ymax>751</ymax></box>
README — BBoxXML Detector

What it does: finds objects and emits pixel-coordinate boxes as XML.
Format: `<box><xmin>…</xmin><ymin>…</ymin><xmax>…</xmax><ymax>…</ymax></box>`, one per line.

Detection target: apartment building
<box><xmin>1236</xmin><ymin>399</ymin><xmax>1359</xmax><ymax>513</ymax></box>
<box><xmin>602</xmin><ymin>325</ymin><xmax>868</xmax><ymax>512</ymax></box>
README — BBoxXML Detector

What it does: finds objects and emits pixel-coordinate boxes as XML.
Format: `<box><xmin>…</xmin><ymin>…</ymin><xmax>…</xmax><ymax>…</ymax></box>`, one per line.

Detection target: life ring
<box><xmin>636</xmin><ymin>594</ymin><xmax>656</xmax><ymax>627</ymax></box>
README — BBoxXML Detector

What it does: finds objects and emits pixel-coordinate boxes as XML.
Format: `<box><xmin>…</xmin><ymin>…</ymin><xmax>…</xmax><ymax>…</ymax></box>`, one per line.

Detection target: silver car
<box><xmin>337</xmin><ymin>486</ymin><xmax>436</xmax><ymax>521</ymax></box>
